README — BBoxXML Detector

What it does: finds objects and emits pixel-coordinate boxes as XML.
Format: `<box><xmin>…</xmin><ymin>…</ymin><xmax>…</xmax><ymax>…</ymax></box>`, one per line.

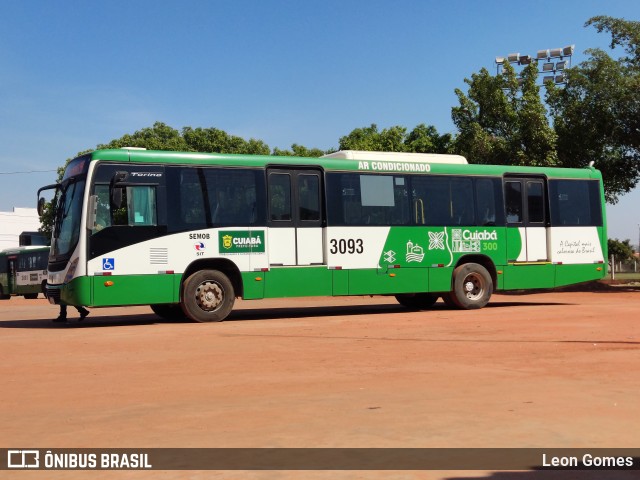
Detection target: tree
<box><xmin>451</xmin><ymin>62</ymin><xmax>557</xmax><ymax>167</ymax></box>
<box><xmin>96</xmin><ymin>122</ymin><xmax>273</xmax><ymax>155</ymax></box>
<box><xmin>97</xmin><ymin>122</ymin><xmax>188</xmax><ymax>151</ymax></box>
<box><xmin>546</xmin><ymin>16</ymin><xmax>640</xmax><ymax>203</ymax></box>
<box><xmin>608</xmin><ymin>238</ymin><xmax>635</xmax><ymax>262</ymax></box>
<box><xmin>405</xmin><ymin>124</ymin><xmax>454</xmax><ymax>154</ymax></box>
<box><xmin>338</xmin><ymin>123</ymin><xmax>453</xmax><ymax>153</ymax></box>
<box><xmin>182</xmin><ymin>126</ymin><xmax>270</xmax><ymax>155</ymax></box>
<box><xmin>272</xmin><ymin>144</ymin><xmax>328</xmax><ymax>157</ymax></box>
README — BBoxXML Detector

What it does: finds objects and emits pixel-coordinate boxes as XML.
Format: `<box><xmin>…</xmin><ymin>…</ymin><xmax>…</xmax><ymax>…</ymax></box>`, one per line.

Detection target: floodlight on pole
<box><xmin>495</xmin><ymin>43</ymin><xmax>574</xmax><ymax>87</ymax></box>
<box><xmin>507</xmin><ymin>53</ymin><xmax>520</xmax><ymax>63</ymax></box>
<box><xmin>536</xmin><ymin>49</ymin><xmax>549</xmax><ymax>60</ymax></box>
<box><xmin>549</xmin><ymin>48</ymin><xmax>563</xmax><ymax>58</ymax></box>
<box><xmin>519</xmin><ymin>55</ymin><xmax>531</xmax><ymax>65</ymax></box>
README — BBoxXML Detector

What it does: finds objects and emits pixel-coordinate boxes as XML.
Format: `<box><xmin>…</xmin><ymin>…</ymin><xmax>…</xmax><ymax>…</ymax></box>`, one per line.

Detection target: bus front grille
<box><xmin>45</xmin><ymin>286</ymin><xmax>61</xmax><ymax>304</ymax></box>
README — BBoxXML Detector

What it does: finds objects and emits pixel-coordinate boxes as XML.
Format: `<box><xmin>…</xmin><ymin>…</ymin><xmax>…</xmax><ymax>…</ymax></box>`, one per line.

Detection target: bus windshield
<box><xmin>51</xmin><ymin>178</ymin><xmax>85</xmax><ymax>260</ymax></box>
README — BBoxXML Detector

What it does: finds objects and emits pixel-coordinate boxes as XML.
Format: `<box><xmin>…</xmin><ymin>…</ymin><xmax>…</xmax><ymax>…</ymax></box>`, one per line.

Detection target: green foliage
<box><xmin>98</xmin><ymin>122</ymin><xmax>187</xmax><ymax>151</ymax></box>
<box><xmin>182</xmin><ymin>126</ymin><xmax>270</xmax><ymax>155</ymax></box>
<box><xmin>272</xmin><ymin>144</ymin><xmax>329</xmax><ymax>157</ymax></box>
<box><xmin>608</xmin><ymin>238</ymin><xmax>635</xmax><ymax>262</ymax></box>
<box><xmin>96</xmin><ymin>122</ymin><xmax>272</xmax><ymax>155</ymax></box>
<box><xmin>546</xmin><ymin>16</ymin><xmax>640</xmax><ymax>203</ymax></box>
<box><xmin>452</xmin><ymin>62</ymin><xmax>557</xmax><ymax>167</ymax></box>
<box><xmin>338</xmin><ymin>123</ymin><xmax>453</xmax><ymax>153</ymax></box>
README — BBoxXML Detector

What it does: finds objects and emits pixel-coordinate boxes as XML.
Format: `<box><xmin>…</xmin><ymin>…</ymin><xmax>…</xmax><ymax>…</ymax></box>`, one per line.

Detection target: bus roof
<box><xmin>322</xmin><ymin>150</ymin><xmax>468</xmax><ymax>164</ymax></box>
<box><xmin>86</xmin><ymin>149</ymin><xmax>602</xmax><ymax>180</ymax></box>
<box><xmin>0</xmin><ymin>245</ymin><xmax>50</xmax><ymax>256</ymax></box>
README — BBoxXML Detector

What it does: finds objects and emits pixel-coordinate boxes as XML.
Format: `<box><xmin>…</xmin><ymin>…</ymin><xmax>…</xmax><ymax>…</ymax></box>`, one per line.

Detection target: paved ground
<box><xmin>1</xmin><ymin>289</ymin><xmax>639</xmax><ymax>479</ymax></box>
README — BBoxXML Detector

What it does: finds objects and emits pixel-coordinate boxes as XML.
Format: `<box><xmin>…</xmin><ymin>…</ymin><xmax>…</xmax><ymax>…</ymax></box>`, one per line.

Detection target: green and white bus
<box><xmin>37</xmin><ymin>148</ymin><xmax>607</xmax><ymax>321</ymax></box>
<box><xmin>0</xmin><ymin>246</ymin><xmax>49</xmax><ymax>299</ymax></box>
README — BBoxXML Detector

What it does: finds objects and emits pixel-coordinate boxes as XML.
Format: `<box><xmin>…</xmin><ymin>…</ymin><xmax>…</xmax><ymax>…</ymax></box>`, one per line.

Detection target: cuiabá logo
<box><xmin>218</xmin><ymin>231</ymin><xmax>265</xmax><ymax>253</ymax></box>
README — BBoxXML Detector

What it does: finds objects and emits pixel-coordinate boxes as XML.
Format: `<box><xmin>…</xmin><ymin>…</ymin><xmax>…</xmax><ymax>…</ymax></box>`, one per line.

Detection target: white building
<box><xmin>0</xmin><ymin>207</ymin><xmax>42</xmax><ymax>250</ymax></box>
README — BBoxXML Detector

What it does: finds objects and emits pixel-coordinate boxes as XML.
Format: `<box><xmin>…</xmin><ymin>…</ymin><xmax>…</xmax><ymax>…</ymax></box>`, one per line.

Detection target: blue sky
<box><xmin>1</xmin><ymin>0</ymin><xmax>639</xmax><ymax>245</ymax></box>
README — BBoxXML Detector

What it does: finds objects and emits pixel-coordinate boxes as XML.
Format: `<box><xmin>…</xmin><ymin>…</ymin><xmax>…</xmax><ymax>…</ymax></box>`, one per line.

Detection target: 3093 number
<box><xmin>330</xmin><ymin>238</ymin><xmax>364</xmax><ymax>254</ymax></box>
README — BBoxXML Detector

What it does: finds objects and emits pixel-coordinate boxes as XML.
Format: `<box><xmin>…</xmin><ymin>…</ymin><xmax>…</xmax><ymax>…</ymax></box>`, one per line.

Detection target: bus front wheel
<box><xmin>181</xmin><ymin>269</ymin><xmax>235</xmax><ymax>322</ymax></box>
<box><xmin>450</xmin><ymin>263</ymin><xmax>493</xmax><ymax>309</ymax></box>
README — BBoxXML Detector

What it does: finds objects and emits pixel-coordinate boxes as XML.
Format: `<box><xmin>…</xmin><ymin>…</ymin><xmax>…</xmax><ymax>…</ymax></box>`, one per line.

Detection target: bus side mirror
<box><xmin>110</xmin><ymin>171</ymin><xmax>129</xmax><ymax>209</ymax></box>
<box><xmin>111</xmin><ymin>188</ymin><xmax>123</xmax><ymax>209</ymax></box>
<box><xmin>37</xmin><ymin>197</ymin><xmax>46</xmax><ymax>216</ymax></box>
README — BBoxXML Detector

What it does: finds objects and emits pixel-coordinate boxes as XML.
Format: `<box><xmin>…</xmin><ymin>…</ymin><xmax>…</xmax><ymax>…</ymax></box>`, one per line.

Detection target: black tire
<box><xmin>450</xmin><ymin>263</ymin><xmax>493</xmax><ymax>309</ymax></box>
<box><xmin>0</xmin><ymin>286</ymin><xmax>9</xmax><ymax>300</ymax></box>
<box><xmin>24</xmin><ymin>293</ymin><xmax>38</xmax><ymax>300</ymax></box>
<box><xmin>150</xmin><ymin>304</ymin><xmax>186</xmax><ymax>321</ymax></box>
<box><xmin>440</xmin><ymin>292</ymin><xmax>458</xmax><ymax>309</ymax></box>
<box><xmin>181</xmin><ymin>270</ymin><xmax>235</xmax><ymax>322</ymax></box>
<box><xmin>395</xmin><ymin>293</ymin><xmax>439</xmax><ymax>310</ymax></box>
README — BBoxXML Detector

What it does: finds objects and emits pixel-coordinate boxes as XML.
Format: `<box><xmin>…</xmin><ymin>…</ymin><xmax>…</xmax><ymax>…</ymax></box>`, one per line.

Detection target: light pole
<box><xmin>495</xmin><ymin>45</ymin><xmax>574</xmax><ymax>86</ymax></box>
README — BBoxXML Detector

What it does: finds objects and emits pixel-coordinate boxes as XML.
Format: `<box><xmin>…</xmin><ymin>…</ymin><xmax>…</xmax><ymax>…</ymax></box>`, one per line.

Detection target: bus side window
<box><xmin>548</xmin><ymin>179</ymin><xmax>602</xmax><ymax>227</ymax></box>
<box><xmin>475</xmin><ymin>179</ymin><xmax>497</xmax><ymax>226</ymax></box>
<box><xmin>298</xmin><ymin>174</ymin><xmax>320</xmax><ymax>221</ymax></box>
<box><xmin>127</xmin><ymin>186</ymin><xmax>157</xmax><ymax>226</ymax></box>
<box><xmin>269</xmin><ymin>173</ymin><xmax>292</xmax><ymax>221</ymax></box>
<box><xmin>92</xmin><ymin>185</ymin><xmax>112</xmax><ymax>234</ymax></box>
<box><xmin>111</xmin><ymin>186</ymin><xmax>157</xmax><ymax>227</ymax></box>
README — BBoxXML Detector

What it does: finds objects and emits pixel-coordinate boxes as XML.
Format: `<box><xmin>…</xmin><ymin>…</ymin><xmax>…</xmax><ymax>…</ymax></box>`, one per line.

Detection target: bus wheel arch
<box><xmin>180</xmin><ymin>259</ymin><xmax>243</xmax><ymax>322</ymax></box>
<box><xmin>449</xmin><ymin>256</ymin><xmax>495</xmax><ymax>310</ymax></box>
<box><xmin>182</xmin><ymin>258</ymin><xmax>244</xmax><ymax>299</ymax></box>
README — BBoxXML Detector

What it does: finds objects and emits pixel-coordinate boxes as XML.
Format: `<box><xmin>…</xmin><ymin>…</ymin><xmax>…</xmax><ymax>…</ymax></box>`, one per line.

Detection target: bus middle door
<box><xmin>267</xmin><ymin>168</ymin><xmax>324</xmax><ymax>267</ymax></box>
<box><xmin>7</xmin><ymin>256</ymin><xmax>17</xmax><ymax>295</ymax></box>
<box><xmin>504</xmin><ymin>176</ymin><xmax>554</xmax><ymax>288</ymax></box>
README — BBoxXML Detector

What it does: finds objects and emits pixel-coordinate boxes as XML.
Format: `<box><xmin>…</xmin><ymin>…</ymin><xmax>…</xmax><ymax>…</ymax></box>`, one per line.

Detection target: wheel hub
<box><xmin>463</xmin><ymin>274</ymin><xmax>484</xmax><ymax>300</ymax></box>
<box><xmin>195</xmin><ymin>281</ymin><xmax>223</xmax><ymax>311</ymax></box>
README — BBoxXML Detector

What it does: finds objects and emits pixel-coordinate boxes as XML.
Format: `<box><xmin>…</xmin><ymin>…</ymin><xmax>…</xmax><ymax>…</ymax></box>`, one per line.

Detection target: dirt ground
<box><xmin>1</xmin><ymin>289</ymin><xmax>639</xmax><ymax>480</ymax></box>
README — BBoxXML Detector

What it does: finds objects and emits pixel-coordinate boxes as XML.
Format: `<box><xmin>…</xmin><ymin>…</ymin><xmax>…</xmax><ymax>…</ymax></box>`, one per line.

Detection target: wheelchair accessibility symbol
<box><xmin>102</xmin><ymin>258</ymin><xmax>115</xmax><ymax>271</ymax></box>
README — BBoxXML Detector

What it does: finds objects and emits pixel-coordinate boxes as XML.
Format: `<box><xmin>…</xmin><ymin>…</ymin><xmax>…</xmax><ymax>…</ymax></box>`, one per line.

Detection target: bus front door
<box><xmin>505</xmin><ymin>177</ymin><xmax>549</xmax><ymax>262</ymax></box>
<box><xmin>7</xmin><ymin>257</ymin><xmax>16</xmax><ymax>295</ymax></box>
<box><xmin>267</xmin><ymin>169</ymin><xmax>324</xmax><ymax>266</ymax></box>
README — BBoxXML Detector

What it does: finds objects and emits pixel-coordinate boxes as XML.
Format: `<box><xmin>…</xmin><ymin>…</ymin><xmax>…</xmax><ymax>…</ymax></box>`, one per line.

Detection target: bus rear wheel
<box><xmin>395</xmin><ymin>293</ymin><xmax>439</xmax><ymax>310</ymax></box>
<box><xmin>450</xmin><ymin>263</ymin><xmax>493</xmax><ymax>309</ymax></box>
<box><xmin>181</xmin><ymin>269</ymin><xmax>235</xmax><ymax>322</ymax></box>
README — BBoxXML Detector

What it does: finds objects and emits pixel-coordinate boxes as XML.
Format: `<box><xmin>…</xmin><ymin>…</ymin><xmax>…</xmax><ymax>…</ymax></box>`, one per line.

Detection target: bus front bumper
<box><xmin>45</xmin><ymin>283</ymin><xmax>62</xmax><ymax>305</ymax></box>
